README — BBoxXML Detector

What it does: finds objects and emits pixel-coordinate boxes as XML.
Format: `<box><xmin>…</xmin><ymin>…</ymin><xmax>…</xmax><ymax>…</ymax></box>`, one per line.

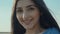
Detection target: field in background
<box><xmin>0</xmin><ymin>32</ymin><xmax>10</xmax><ymax>34</ymax></box>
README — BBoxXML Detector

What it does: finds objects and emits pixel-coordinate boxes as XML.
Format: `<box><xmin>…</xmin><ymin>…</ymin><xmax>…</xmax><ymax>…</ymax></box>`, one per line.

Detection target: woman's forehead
<box><xmin>16</xmin><ymin>0</ymin><xmax>34</xmax><ymax>8</ymax></box>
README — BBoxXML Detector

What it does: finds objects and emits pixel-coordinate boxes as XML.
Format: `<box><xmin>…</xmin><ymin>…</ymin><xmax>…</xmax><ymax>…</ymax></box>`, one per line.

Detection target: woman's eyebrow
<box><xmin>26</xmin><ymin>5</ymin><xmax>35</xmax><ymax>8</ymax></box>
<box><xmin>16</xmin><ymin>5</ymin><xmax>35</xmax><ymax>9</ymax></box>
<box><xmin>16</xmin><ymin>7</ymin><xmax>22</xmax><ymax>10</ymax></box>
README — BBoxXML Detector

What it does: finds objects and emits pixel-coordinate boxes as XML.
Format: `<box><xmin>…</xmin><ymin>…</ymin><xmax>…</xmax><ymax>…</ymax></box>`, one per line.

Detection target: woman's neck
<box><xmin>25</xmin><ymin>23</ymin><xmax>45</xmax><ymax>34</ymax></box>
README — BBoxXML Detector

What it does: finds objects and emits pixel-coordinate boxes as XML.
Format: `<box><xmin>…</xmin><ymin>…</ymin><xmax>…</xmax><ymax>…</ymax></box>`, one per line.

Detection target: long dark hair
<box><xmin>11</xmin><ymin>0</ymin><xmax>60</xmax><ymax>34</ymax></box>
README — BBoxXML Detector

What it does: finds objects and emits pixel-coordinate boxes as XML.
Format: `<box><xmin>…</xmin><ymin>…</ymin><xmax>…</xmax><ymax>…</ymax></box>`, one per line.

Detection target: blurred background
<box><xmin>0</xmin><ymin>0</ymin><xmax>60</xmax><ymax>34</ymax></box>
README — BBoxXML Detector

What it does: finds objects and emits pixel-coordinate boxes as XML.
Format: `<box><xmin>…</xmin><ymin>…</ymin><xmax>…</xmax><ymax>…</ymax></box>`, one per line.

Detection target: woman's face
<box><xmin>16</xmin><ymin>0</ymin><xmax>40</xmax><ymax>29</ymax></box>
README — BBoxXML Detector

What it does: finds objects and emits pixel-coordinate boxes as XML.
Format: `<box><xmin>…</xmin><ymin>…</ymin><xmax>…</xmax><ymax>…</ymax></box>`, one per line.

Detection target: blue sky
<box><xmin>0</xmin><ymin>0</ymin><xmax>60</xmax><ymax>32</ymax></box>
<box><xmin>44</xmin><ymin>0</ymin><xmax>60</xmax><ymax>27</ymax></box>
<box><xmin>0</xmin><ymin>0</ymin><xmax>13</xmax><ymax>32</ymax></box>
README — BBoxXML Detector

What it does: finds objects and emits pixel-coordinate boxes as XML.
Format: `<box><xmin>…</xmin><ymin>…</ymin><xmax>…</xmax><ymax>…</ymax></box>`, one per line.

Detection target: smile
<box><xmin>23</xmin><ymin>18</ymin><xmax>33</xmax><ymax>25</ymax></box>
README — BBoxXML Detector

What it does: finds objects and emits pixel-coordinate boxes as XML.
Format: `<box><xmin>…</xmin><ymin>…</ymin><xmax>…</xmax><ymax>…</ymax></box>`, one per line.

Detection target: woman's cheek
<box><xmin>16</xmin><ymin>14</ymin><xmax>21</xmax><ymax>22</ymax></box>
<box><xmin>32</xmin><ymin>11</ymin><xmax>40</xmax><ymax>23</ymax></box>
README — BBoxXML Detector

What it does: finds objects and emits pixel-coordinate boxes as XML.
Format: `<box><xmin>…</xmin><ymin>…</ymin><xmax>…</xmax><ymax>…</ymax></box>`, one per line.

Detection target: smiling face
<box><xmin>16</xmin><ymin>0</ymin><xmax>40</xmax><ymax>29</ymax></box>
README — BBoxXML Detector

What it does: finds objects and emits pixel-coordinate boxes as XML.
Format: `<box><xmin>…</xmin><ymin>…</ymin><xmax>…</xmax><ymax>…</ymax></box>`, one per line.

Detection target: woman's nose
<box><xmin>22</xmin><ymin>13</ymin><xmax>28</xmax><ymax>20</ymax></box>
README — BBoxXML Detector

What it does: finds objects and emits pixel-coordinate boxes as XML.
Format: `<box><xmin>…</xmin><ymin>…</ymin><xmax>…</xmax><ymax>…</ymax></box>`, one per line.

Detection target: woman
<box><xmin>11</xmin><ymin>0</ymin><xmax>60</xmax><ymax>34</ymax></box>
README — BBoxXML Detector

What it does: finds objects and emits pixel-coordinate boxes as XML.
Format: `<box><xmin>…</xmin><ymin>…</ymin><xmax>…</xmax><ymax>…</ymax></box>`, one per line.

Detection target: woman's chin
<box><xmin>23</xmin><ymin>24</ymin><xmax>35</xmax><ymax>30</ymax></box>
<box><xmin>24</xmin><ymin>26</ymin><xmax>34</xmax><ymax>30</ymax></box>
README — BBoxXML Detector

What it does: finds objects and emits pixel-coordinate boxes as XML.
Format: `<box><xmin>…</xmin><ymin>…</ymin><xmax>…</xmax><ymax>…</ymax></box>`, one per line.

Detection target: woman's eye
<box><xmin>28</xmin><ymin>7</ymin><xmax>35</xmax><ymax>11</ymax></box>
<box><xmin>16</xmin><ymin>9</ymin><xmax>23</xmax><ymax>13</ymax></box>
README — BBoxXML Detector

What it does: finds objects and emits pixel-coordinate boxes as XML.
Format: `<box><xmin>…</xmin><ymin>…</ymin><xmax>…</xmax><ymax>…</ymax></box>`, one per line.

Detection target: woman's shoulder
<box><xmin>43</xmin><ymin>27</ymin><xmax>60</xmax><ymax>34</ymax></box>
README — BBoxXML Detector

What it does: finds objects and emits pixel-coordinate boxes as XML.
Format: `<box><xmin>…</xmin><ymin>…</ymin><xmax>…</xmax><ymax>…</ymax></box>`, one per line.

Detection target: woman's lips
<box><xmin>24</xmin><ymin>20</ymin><xmax>31</xmax><ymax>25</ymax></box>
<box><xmin>23</xmin><ymin>19</ymin><xmax>33</xmax><ymax>25</ymax></box>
